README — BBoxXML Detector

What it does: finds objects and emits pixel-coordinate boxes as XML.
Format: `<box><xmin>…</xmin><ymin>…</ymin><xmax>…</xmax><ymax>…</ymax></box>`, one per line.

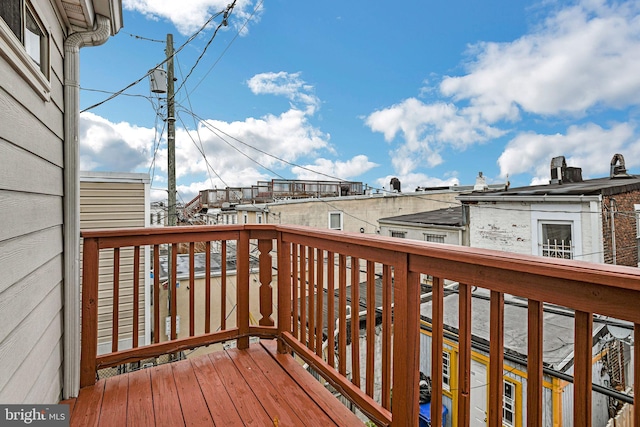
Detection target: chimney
<box><xmin>610</xmin><ymin>153</ymin><xmax>631</xmax><ymax>179</ymax></box>
<box><xmin>550</xmin><ymin>156</ymin><xmax>566</xmax><ymax>184</ymax></box>
<box><xmin>474</xmin><ymin>172</ymin><xmax>488</xmax><ymax>191</ymax></box>
<box><xmin>390</xmin><ymin>177</ymin><xmax>401</xmax><ymax>193</ymax></box>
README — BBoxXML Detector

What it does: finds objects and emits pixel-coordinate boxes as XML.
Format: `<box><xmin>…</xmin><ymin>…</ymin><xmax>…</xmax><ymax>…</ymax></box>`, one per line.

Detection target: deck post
<box><xmin>258</xmin><ymin>239</ymin><xmax>274</xmax><ymax>326</ymax></box>
<box><xmin>277</xmin><ymin>233</ymin><xmax>292</xmax><ymax>353</ymax></box>
<box><xmin>391</xmin><ymin>253</ymin><xmax>420</xmax><ymax>426</ymax></box>
<box><xmin>80</xmin><ymin>237</ymin><xmax>99</xmax><ymax>387</ymax></box>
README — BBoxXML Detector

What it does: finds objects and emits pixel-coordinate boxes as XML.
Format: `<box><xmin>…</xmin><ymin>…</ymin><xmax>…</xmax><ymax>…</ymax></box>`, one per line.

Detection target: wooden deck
<box><xmin>63</xmin><ymin>340</ymin><xmax>363</xmax><ymax>426</ymax></box>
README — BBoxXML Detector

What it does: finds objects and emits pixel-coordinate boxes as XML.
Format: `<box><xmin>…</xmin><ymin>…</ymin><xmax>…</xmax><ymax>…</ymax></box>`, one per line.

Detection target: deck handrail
<box><xmin>80</xmin><ymin>224</ymin><xmax>640</xmax><ymax>426</ymax></box>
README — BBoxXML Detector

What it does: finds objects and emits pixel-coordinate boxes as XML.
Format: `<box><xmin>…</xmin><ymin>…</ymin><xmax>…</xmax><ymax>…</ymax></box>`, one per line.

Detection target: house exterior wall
<box><xmin>0</xmin><ymin>1</ymin><xmax>67</xmax><ymax>404</ymax></box>
<box><xmin>468</xmin><ymin>201</ymin><xmax>603</xmax><ymax>263</ymax></box>
<box><xmin>602</xmin><ymin>191</ymin><xmax>640</xmax><ymax>266</ymax></box>
<box><xmin>379</xmin><ymin>223</ymin><xmax>465</xmax><ymax>245</ymax></box>
<box><xmin>263</xmin><ymin>192</ymin><xmax>459</xmax><ymax>234</ymax></box>
<box><xmin>80</xmin><ymin>172</ymin><xmax>151</xmax><ymax>354</ymax></box>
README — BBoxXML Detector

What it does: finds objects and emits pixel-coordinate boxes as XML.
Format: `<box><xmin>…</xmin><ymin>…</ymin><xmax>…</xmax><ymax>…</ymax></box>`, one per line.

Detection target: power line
<box><xmin>120</xmin><ymin>31</ymin><xmax>165</xmax><ymax>44</ymax></box>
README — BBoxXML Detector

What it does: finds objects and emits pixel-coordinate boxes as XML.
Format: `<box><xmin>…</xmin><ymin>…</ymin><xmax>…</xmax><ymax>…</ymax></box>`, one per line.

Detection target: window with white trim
<box><xmin>540</xmin><ymin>221</ymin><xmax>573</xmax><ymax>259</ymax></box>
<box><xmin>503</xmin><ymin>380</ymin><xmax>515</xmax><ymax>427</ymax></box>
<box><xmin>390</xmin><ymin>231</ymin><xmax>406</xmax><ymax>238</ymax></box>
<box><xmin>425</xmin><ymin>233</ymin><xmax>445</xmax><ymax>243</ymax></box>
<box><xmin>0</xmin><ymin>1</ymin><xmax>49</xmax><ymax>77</ymax></box>
<box><xmin>442</xmin><ymin>351</ymin><xmax>451</xmax><ymax>391</ymax></box>
<box><xmin>328</xmin><ymin>212</ymin><xmax>343</xmax><ymax>230</ymax></box>
<box><xmin>256</xmin><ymin>213</ymin><xmax>263</xmax><ymax>224</ymax></box>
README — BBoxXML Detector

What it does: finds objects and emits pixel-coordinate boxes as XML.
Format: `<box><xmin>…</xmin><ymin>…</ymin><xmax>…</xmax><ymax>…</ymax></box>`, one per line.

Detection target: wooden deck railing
<box><xmin>80</xmin><ymin>224</ymin><xmax>640</xmax><ymax>426</ymax></box>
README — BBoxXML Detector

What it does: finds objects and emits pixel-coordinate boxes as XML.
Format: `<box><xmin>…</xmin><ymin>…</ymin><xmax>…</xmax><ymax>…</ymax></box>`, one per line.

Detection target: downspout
<box><xmin>63</xmin><ymin>14</ymin><xmax>112</xmax><ymax>399</ymax></box>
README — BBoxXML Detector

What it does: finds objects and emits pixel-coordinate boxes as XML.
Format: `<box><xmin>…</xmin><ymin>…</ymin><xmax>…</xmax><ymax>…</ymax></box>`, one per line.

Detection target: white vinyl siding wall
<box><xmin>0</xmin><ymin>0</ymin><xmax>65</xmax><ymax>404</ymax></box>
<box><xmin>80</xmin><ymin>173</ymin><xmax>150</xmax><ymax>354</ymax></box>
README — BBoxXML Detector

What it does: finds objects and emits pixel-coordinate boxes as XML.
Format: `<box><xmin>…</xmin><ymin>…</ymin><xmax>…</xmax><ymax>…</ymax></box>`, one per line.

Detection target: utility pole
<box><xmin>166</xmin><ymin>34</ymin><xmax>177</xmax><ymax>342</ymax></box>
<box><xmin>167</xmin><ymin>33</ymin><xmax>176</xmax><ymax>228</ymax></box>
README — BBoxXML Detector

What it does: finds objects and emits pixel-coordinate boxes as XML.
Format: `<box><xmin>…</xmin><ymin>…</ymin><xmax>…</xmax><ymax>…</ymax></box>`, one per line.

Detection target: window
<box><xmin>0</xmin><ymin>1</ymin><xmax>49</xmax><ymax>77</ymax></box>
<box><xmin>329</xmin><ymin>212</ymin><xmax>343</xmax><ymax>230</ymax></box>
<box><xmin>425</xmin><ymin>233</ymin><xmax>445</xmax><ymax>243</ymax></box>
<box><xmin>256</xmin><ymin>213</ymin><xmax>263</xmax><ymax>224</ymax></box>
<box><xmin>390</xmin><ymin>231</ymin><xmax>406</xmax><ymax>238</ymax></box>
<box><xmin>540</xmin><ymin>222</ymin><xmax>573</xmax><ymax>259</ymax></box>
<box><xmin>442</xmin><ymin>351</ymin><xmax>451</xmax><ymax>391</ymax></box>
<box><xmin>503</xmin><ymin>381</ymin><xmax>516</xmax><ymax>427</ymax></box>
<box><xmin>243</xmin><ymin>213</ymin><xmax>248</xmax><ymax>224</ymax></box>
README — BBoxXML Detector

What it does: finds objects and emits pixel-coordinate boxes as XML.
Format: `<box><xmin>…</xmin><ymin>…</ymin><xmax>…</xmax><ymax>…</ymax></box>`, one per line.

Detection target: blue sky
<box><xmin>78</xmin><ymin>0</ymin><xmax>640</xmax><ymax>202</ymax></box>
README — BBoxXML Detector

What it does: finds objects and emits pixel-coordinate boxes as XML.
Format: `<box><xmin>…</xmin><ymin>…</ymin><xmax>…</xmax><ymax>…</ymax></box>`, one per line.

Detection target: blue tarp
<box><xmin>418</xmin><ymin>402</ymin><xmax>448</xmax><ymax>427</ymax></box>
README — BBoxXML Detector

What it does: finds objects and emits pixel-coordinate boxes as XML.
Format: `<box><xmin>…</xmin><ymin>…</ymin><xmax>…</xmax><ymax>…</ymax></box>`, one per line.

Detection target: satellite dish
<box><xmin>608</xmin><ymin>325</ymin><xmax>632</xmax><ymax>340</ymax></box>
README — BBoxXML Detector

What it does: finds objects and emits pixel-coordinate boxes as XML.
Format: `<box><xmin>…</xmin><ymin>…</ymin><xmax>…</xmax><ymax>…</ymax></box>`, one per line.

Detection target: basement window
<box><xmin>0</xmin><ymin>0</ymin><xmax>50</xmax><ymax>98</ymax></box>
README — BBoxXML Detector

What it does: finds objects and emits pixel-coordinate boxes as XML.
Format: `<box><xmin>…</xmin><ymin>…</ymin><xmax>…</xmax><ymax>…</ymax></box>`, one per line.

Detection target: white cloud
<box><xmin>440</xmin><ymin>0</ymin><xmax>640</xmax><ymax>121</ymax></box>
<box><xmin>375</xmin><ymin>173</ymin><xmax>460</xmax><ymax>193</ymax></box>
<box><xmin>291</xmin><ymin>155</ymin><xmax>378</xmax><ymax>180</ymax></box>
<box><xmin>246</xmin><ymin>71</ymin><xmax>320</xmax><ymax>113</ymax></box>
<box><xmin>123</xmin><ymin>0</ymin><xmax>262</xmax><ymax>36</ymax></box>
<box><xmin>365</xmin><ymin>98</ymin><xmax>504</xmax><ymax>175</ymax></box>
<box><xmin>498</xmin><ymin>122</ymin><xmax>640</xmax><ymax>183</ymax></box>
<box><xmin>79</xmin><ymin>112</ymin><xmax>153</xmax><ymax>172</ymax></box>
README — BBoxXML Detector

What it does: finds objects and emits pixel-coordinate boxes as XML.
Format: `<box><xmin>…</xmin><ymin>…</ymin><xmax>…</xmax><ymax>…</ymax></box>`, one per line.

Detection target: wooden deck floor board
<box><xmin>126</xmin><ymin>368</ymin><xmax>155</xmax><ymax>427</ymax></box>
<box><xmin>171</xmin><ymin>359</ymin><xmax>214</xmax><ymax>426</ymax></box>
<box><xmin>98</xmin><ymin>374</ymin><xmax>128</xmax><ymax>427</ymax></box>
<box><xmin>70</xmin><ymin>379</ymin><xmax>105</xmax><ymax>427</ymax></box>
<box><xmin>149</xmin><ymin>363</ymin><xmax>185</xmax><ymax>427</ymax></box>
<box><xmin>67</xmin><ymin>341</ymin><xmax>364</xmax><ymax>426</ymax></box>
<box><xmin>244</xmin><ymin>345</ymin><xmax>338</xmax><ymax>427</ymax></box>
<box><xmin>189</xmin><ymin>356</ymin><xmax>245</xmax><ymax>426</ymax></box>
<box><xmin>207</xmin><ymin>351</ymin><xmax>273</xmax><ymax>426</ymax></box>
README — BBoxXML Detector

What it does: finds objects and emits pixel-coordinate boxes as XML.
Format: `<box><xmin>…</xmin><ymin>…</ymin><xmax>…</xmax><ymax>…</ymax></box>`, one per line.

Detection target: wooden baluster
<box><xmin>292</xmin><ymin>244</ymin><xmax>299</xmax><ymax>339</ymax></box>
<box><xmin>489</xmin><ymin>291</ymin><xmax>504</xmax><ymax>427</ymax></box>
<box><xmin>205</xmin><ymin>241</ymin><xmax>211</xmax><ymax>334</ymax></box>
<box><xmin>112</xmin><ymin>248</ymin><xmax>120</xmax><ymax>353</ymax></box>
<box><xmin>189</xmin><ymin>242</ymin><xmax>195</xmax><ymax>336</ymax></box>
<box><xmin>221</xmin><ymin>241</ymin><xmax>227</xmax><ymax>330</ymax></box>
<box><xmin>237</xmin><ymin>232</ymin><xmax>250</xmax><ymax>349</ymax></box>
<box><xmin>170</xmin><ymin>243</ymin><xmax>178</xmax><ymax>340</ymax></box>
<box><xmin>327</xmin><ymin>251</ymin><xmax>335</xmax><ymax>369</ymax></box>
<box><xmin>338</xmin><ymin>254</ymin><xmax>347</xmax><ymax>376</ymax></box>
<box><xmin>366</xmin><ymin>261</ymin><xmax>375</xmax><ymax>398</ymax></box>
<box><xmin>315</xmin><ymin>248</ymin><xmax>324</xmax><ymax>357</ymax></box>
<box><xmin>132</xmin><ymin>246</ymin><xmax>140</xmax><ymax>348</ymax></box>
<box><xmin>381</xmin><ymin>264</ymin><xmax>392</xmax><ymax>410</ymax></box>
<box><xmin>300</xmin><ymin>245</ymin><xmax>307</xmax><ymax>346</ymax></box>
<box><xmin>350</xmin><ymin>256</ymin><xmax>361</xmax><ymax>388</ymax></box>
<box><xmin>153</xmin><ymin>245</ymin><xmax>160</xmax><ymax>343</ymax></box>
<box><xmin>457</xmin><ymin>283</ymin><xmax>472</xmax><ymax>426</ymax></box>
<box><xmin>431</xmin><ymin>276</ymin><xmax>444</xmax><ymax>427</ymax></box>
<box><xmin>80</xmin><ymin>237</ymin><xmax>99</xmax><ymax>388</ymax></box>
<box><xmin>258</xmin><ymin>239</ymin><xmax>274</xmax><ymax>326</ymax></box>
<box><xmin>308</xmin><ymin>247</ymin><xmax>315</xmax><ymax>351</ymax></box>
<box><xmin>277</xmin><ymin>238</ymin><xmax>292</xmax><ymax>354</ymax></box>
<box><xmin>527</xmin><ymin>300</ymin><xmax>544</xmax><ymax>427</ymax></box>
<box><xmin>574</xmin><ymin>311</ymin><xmax>593</xmax><ymax>427</ymax></box>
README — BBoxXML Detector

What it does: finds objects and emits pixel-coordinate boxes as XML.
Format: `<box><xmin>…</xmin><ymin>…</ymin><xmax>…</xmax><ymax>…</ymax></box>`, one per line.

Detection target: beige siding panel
<box><xmin>1</xmin><ymin>314</ymin><xmax>63</xmax><ymax>403</ymax></box>
<box><xmin>0</xmin><ymin>282</ymin><xmax>63</xmax><ymax>395</ymax></box>
<box><xmin>0</xmin><ymin>62</ymin><xmax>64</xmax><ymax>140</ymax></box>
<box><xmin>0</xmin><ymin>191</ymin><xmax>62</xmax><ymax>241</ymax></box>
<box><xmin>0</xmin><ymin>141</ymin><xmax>63</xmax><ymax>195</ymax></box>
<box><xmin>0</xmin><ymin>88</ymin><xmax>63</xmax><ymax>167</ymax></box>
<box><xmin>0</xmin><ymin>255</ymin><xmax>62</xmax><ymax>344</ymax></box>
<box><xmin>80</xmin><ymin>178</ymin><xmax>148</xmax><ymax>351</ymax></box>
<box><xmin>0</xmin><ymin>227</ymin><xmax>62</xmax><ymax>294</ymax></box>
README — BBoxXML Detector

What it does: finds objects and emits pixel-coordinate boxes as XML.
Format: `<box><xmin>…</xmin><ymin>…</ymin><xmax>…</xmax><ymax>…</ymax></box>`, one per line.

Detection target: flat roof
<box><xmin>379</xmin><ymin>206</ymin><xmax>463</xmax><ymax>227</ymax></box>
